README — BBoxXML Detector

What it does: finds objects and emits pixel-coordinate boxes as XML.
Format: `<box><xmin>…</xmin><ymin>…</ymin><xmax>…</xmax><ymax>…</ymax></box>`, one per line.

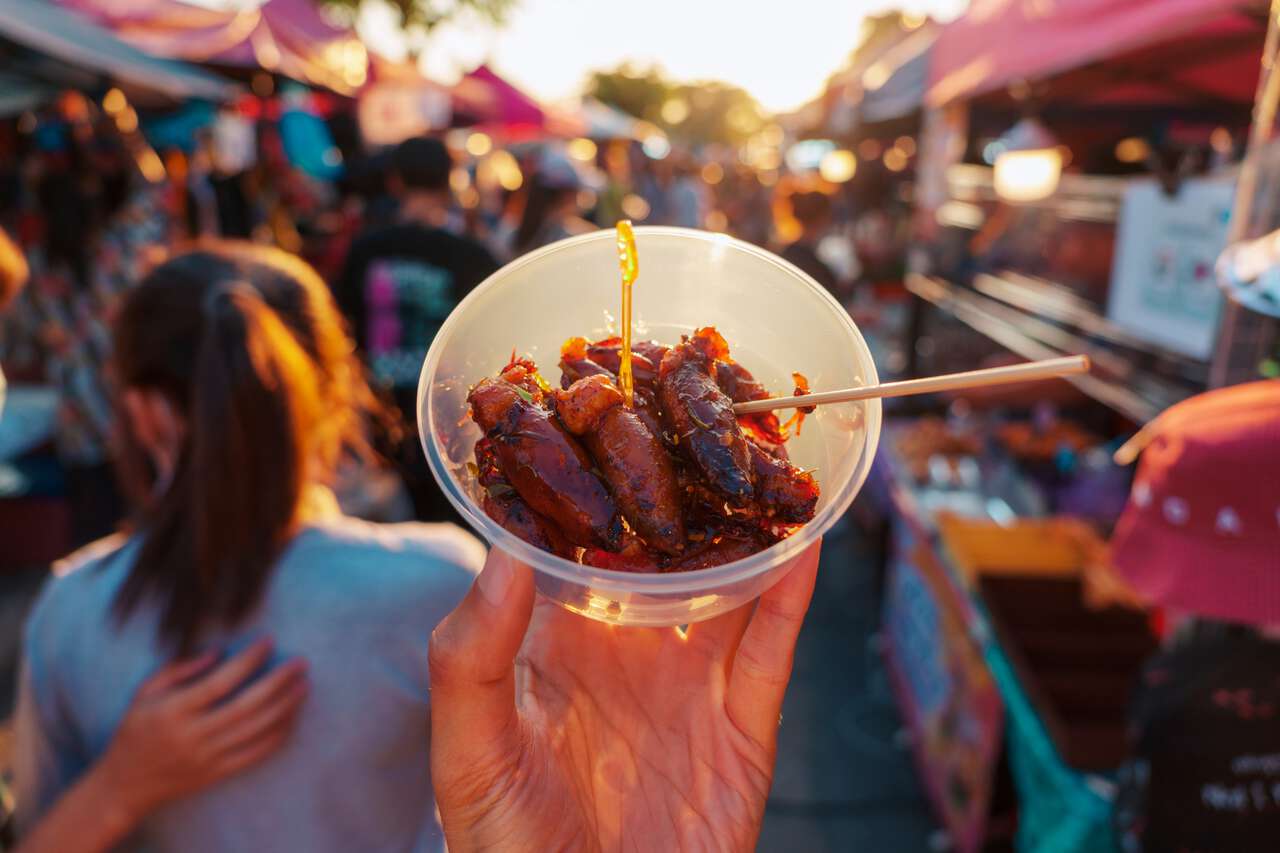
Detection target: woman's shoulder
<box><xmin>52</xmin><ymin>531</ymin><xmax>136</xmax><ymax>577</ymax></box>
<box><xmin>24</xmin><ymin>533</ymin><xmax>139</xmax><ymax>656</ymax></box>
<box><xmin>305</xmin><ymin>517</ymin><xmax>484</xmax><ymax>563</ymax></box>
<box><xmin>289</xmin><ymin>517</ymin><xmax>485</xmax><ymax>594</ymax></box>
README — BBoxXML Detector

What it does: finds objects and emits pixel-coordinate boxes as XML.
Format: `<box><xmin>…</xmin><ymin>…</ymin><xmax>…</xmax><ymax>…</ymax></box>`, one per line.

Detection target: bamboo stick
<box><xmin>732</xmin><ymin>355</ymin><xmax>1091</xmax><ymax>415</ymax></box>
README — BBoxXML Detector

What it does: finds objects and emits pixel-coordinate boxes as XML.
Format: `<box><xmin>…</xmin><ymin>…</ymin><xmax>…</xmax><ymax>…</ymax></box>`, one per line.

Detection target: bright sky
<box><xmin>357</xmin><ymin>0</ymin><xmax>968</xmax><ymax>114</ymax></box>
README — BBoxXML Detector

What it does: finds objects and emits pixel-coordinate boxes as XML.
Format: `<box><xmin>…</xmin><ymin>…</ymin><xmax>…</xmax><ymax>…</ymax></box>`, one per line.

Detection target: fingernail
<box><xmin>477</xmin><ymin>552</ymin><xmax>514</xmax><ymax>607</ymax></box>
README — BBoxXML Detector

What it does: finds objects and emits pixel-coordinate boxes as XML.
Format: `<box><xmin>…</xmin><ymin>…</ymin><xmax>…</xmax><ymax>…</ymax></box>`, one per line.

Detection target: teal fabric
<box><xmin>972</xmin><ymin>602</ymin><xmax>1119</xmax><ymax>853</ymax></box>
<box><xmin>141</xmin><ymin>101</ymin><xmax>216</xmax><ymax>153</ymax></box>
<box><xmin>280</xmin><ymin>106</ymin><xmax>343</xmax><ymax>181</ymax></box>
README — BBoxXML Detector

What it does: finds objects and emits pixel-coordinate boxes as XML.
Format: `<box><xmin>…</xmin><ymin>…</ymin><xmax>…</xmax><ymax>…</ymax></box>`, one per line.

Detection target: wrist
<box><xmin>87</xmin><ymin>752</ymin><xmax>151</xmax><ymax>835</ymax></box>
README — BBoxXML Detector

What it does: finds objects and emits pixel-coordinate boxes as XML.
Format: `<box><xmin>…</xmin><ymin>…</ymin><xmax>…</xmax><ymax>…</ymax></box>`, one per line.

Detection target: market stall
<box><xmin>0</xmin><ymin>0</ymin><xmax>239</xmax><ymax>572</ymax></box>
<box><xmin>0</xmin><ymin>0</ymin><xmax>236</xmax><ymax>104</ymax></box>
<box><xmin>874</xmin><ymin>2</ymin><xmax>1276</xmax><ymax>850</ymax></box>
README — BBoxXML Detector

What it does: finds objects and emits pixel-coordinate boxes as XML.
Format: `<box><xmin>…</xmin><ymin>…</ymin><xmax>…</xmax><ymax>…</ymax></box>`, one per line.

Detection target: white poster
<box><xmin>358</xmin><ymin>82</ymin><xmax>452</xmax><ymax>148</ymax></box>
<box><xmin>1107</xmin><ymin>178</ymin><xmax>1233</xmax><ymax>360</ymax></box>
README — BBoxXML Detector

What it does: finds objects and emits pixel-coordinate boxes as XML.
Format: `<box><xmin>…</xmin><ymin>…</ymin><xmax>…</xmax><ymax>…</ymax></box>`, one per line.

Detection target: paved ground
<box><xmin>760</xmin><ymin>514</ymin><xmax>937</xmax><ymax>851</ymax></box>
<box><xmin>0</xmin><ymin>515</ymin><xmax>937</xmax><ymax>849</ymax></box>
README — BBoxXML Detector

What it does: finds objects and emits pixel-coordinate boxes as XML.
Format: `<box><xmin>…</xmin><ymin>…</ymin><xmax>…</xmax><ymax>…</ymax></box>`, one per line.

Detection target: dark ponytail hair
<box><xmin>112</xmin><ymin>241</ymin><xmax>380</xmax><ymax>651</ymax></box>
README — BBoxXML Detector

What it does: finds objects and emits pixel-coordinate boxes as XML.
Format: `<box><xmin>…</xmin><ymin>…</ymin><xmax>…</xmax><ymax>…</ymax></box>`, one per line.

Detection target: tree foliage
<box><xmin>320</xmin><ymin>0</ymin><xmax>515</xmax><ymax>32</ymax></box>
<box><xmin>586</xmin><ymin>65</ymin><xmax>765</xmax><ymax>146</ymax></box>
<box><xmin>820</xmin><ymin>11</ymin><xmax>915</xmax><ymax>93</ymax></box>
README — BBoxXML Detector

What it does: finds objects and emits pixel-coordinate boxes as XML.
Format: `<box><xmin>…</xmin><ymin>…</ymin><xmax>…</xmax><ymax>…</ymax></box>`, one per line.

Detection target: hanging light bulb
<box><xmin>993</xmin><ymin>118</ymin><xmax>1062</xmax><ymax>203</ymax></box>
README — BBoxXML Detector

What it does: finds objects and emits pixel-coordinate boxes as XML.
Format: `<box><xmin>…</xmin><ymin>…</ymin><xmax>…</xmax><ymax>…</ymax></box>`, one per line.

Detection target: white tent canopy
<box><xmin>579</xmin><ymin>98</ymin><xmax>645</xmax><ymax>140</ymax></box>
<box><xmin>0</xmin><ymin>0</ymin><xmax>236</xmax><ymax>102</ymax></box>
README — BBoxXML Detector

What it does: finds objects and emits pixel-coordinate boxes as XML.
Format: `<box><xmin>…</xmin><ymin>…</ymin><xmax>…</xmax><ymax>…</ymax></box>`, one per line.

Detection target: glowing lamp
<box><xmin>661</xmin><ymin>98</ymin><xmax>689</xmax><ymax>125</ymax></box>
<box><xmin>819</xmin><ymin>149</ymin><xmax>857</xmax><ymax>183</ymax></box>
<box><xmin>1114</xmin><ymin>137</ymin><xmax>1150</xmax><ymax>164</ymax></box>
<box><xmin>465</xmin><ymin>132</ymin><xmax>492</xmax><ymax>157</ymax></box>
<box><xmin>992</xmin><ymin>119</ymin><xmax>1061</xmax><ymax>203</ymax></box>
<box><xmin>642</xmin><ymin>135</ymin><xmax>670</xmax><ymax>160</ymax></box>
<box><xmin>102</xmin><ymin>88</ymin><xmax>126</xmax><ymax>115</ymax></box>
<box><xmin>567</xmin><ymin>138</ymin><xmax>597</xmax><ymax>162</ymax></box>
<box><xmin>621</xmin><ymin>193</ymin><xmax>650</xmax><ymax>221</ymax></box>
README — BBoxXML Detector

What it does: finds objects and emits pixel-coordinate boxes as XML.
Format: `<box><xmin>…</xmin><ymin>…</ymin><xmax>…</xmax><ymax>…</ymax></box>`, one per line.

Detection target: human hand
<box><xmin>96</xmin><ymin>638</ymin><xmax>308</xmax><ymax>822</ymax></box>
<box><xmin>429</xmin><ymin>542</ymin><xmax>821</xmax><ymax>852</ymax></box>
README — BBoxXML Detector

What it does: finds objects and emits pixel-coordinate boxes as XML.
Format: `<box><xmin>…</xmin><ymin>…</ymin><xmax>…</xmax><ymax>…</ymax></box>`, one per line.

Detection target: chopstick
<box><xmin>731</xmin><ymin>355</ymin><xmax>1091</xmax><ymax>415</ymax></box>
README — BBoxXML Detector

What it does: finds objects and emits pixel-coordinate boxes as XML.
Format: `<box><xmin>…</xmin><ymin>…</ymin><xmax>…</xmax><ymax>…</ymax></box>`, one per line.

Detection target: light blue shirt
<box><xmin>14</xmin><ymin>508</ymin><xmax>483</xmax><ymax>852</ymax></box>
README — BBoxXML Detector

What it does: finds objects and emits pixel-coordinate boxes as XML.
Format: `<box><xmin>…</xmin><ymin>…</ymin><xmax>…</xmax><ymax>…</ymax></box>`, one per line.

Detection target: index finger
<box><xmin>725</xmin><ymin>541</ymin><xmax>820</xmax><ymax>750</ymax></box>
<box><xmin>173</xmin><ymin>638</ymin><xmax>274</xmax><ymax>712</ymax></box>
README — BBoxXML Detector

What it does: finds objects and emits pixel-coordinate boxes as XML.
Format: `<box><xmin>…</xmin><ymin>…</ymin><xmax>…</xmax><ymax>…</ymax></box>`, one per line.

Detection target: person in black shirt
<box><xmin>1114</xmin><ymin>623</ymin><xmax>1280</xmax><ymax>852</ymax></box>
<box><xmin>1107</xmin><ymin>381</ymin><xmax>1280</xmax><ymax>852</ymax></box>
<box><xmin>335</xmin><ymin>136</ymin><xmax>499</xmax><ymax>519</ymax></box>
<box><xmin>780</xmin><ymin>191</ymin><xmax>843</xmax><ymax>299</ymax></box>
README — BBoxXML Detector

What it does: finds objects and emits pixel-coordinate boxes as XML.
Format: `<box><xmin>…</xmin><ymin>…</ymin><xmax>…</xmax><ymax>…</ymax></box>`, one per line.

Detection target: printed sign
<box><xmin>883</xmin><ymin>519</ymin><xmax>1003</xmax><ymax>853</ymax></box>
<box><xmin>1107</xmin><ymin>178</ymin><xmax>1233</xmax><ymax>360</ymax></box>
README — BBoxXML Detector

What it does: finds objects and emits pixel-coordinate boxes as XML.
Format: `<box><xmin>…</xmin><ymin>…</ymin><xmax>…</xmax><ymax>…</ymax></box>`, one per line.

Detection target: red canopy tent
<box><xmin>59</xmin><ymin>0</ymin><xmax>368</xmax><ymax>95</ymax></box>
<box><xmin>926</xmin><ymin>0</ymin><xmax>1266</xmax><ymax>110</ymax></box>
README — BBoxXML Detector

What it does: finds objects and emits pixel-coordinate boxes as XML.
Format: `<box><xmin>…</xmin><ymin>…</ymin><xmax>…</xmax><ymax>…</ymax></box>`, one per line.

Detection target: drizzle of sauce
<box><xmin>615</xmin><ymin>219</ymin><xmax>639</xmax><ymax>407</ymax></box>
<box><xmin>782</xmin><ymin>371</ymin><xmax>814</xmax><ymax>436</ymax></box>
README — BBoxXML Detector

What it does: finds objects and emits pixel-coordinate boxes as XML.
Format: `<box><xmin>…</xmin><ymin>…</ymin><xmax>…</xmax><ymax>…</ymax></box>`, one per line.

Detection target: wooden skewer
<box><xmin>732</xmin><ymin>355</ymin><xmax>1091</xmax><ymax>415</ymax></box>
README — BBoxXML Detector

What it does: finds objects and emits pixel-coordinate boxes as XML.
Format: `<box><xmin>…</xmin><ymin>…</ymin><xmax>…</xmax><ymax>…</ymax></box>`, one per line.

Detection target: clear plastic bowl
<box><xmin>418</xmin><ymin>226</ymin><xmax>881</xmax><ymax>626</ymax></box>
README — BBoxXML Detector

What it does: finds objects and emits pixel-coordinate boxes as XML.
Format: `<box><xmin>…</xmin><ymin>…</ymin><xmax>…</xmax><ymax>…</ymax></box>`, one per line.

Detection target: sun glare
<box><xmin>358</xmin><ymin>0</ymin><xmax>968</xmax><ymax>115</ymax></box>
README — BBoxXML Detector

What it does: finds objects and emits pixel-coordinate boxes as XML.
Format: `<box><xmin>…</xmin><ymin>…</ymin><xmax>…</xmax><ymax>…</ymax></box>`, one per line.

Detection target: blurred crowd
<box><xmin>0</xmin><ymin>87</ymin><xmax>841</xmax><ymax>853</ymax></box>
<box><xmin>0</xmin><ymin>89</ymin><xmax>915</xmax><ymax>542</ymax></box>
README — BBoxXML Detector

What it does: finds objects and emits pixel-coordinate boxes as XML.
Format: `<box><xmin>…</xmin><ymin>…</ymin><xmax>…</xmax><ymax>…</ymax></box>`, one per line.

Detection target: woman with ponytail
<box><xmin>14</xmin><ymin>242</ymin><xmax>483</xmax><ymax>852</ymax></box>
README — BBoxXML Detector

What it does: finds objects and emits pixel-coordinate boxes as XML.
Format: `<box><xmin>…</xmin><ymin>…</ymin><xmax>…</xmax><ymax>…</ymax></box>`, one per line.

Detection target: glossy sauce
<box><xmin>782</xmin><ymin>371</ymin><xmax>814</xmax><ymax>436</ymax></box>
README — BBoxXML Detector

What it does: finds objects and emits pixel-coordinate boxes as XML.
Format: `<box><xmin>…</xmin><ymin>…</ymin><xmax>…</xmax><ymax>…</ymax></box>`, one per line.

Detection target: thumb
<box><xmin>429</xmin><ymin>548</ymin><xmax>535</xmax><ymax>812</ymax></box>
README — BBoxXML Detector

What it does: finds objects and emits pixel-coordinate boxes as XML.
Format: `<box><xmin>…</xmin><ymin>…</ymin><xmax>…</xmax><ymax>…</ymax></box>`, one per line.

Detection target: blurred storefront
<box><xmin>861</xmin><ymin>1</ymin><xmax>1280</xmax><ymax>851</ymax></box>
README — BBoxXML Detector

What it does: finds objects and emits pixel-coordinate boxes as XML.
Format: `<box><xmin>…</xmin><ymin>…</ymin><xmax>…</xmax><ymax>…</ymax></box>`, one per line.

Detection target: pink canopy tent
<box><xmin>452</xmin><ymin>64</ymin><xmax>582</xmax><ymax>139</ymax></box>
<box><xmin>0</xmin><ymin>0</ymin><xmax>235</xmax><ymax>103</ymax></box>
<box><xmin>59</xmin><ymin>0</ymin><xmax>368</xmax><ymax>95</ymax></box>
<box><xmin>927</xmin><ymin>0</ymin><xmax>1265</xmax><ymax>108</ymax></box>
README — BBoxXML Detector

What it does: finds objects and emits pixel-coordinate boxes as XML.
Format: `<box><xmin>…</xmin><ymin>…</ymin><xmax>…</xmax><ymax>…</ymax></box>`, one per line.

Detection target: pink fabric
<box><xmin>1034</xmin><ymin>13</ymin><xmax>1262</xmax><ymax>107</ymax></box>
<box><xmin>452</xmin><ymin>64</ymin><xmax>586</xmax><ymax>138</ymax></box>
<box><xmin>60</xmin><ymin>0</ymin><xmax>228</xmax><ymax>26</ymax></box>
<box><xmin>59</xmin><ymin>0</ymin><xmax>363</xmax><ymax>93</ymax></box>
<box><xmin>454</xmin><ymin>64</ymin><xmax>545</xmax><ymax>130</ymax></box>
<box><xmin>926</xmin><ymin>0</ymin><xmax>1250</xmax><ymax>107</ymax></box>
<box><xmin>62</xmin><ymin>0</ymin><xmax>258</xmax><ymax>58</ymax></box>
<box><xmin>1110</xmin><ymin>380</ymin><xmax>1280</xmax><ymax>628</ymax></box>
